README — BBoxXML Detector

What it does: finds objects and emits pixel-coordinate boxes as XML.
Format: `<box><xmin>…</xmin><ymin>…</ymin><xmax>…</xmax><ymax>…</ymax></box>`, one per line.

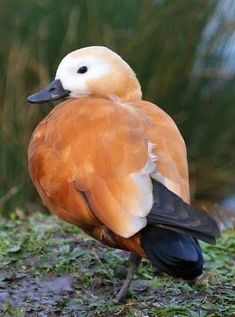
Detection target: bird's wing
<box><xmin>147</xmin><ymin>180</ymin><xmax>220</xmax><ymax>243</ymax></box>
<box><xmin>68</xmin><ymin>98</ymin><xmax>219</xmax><ymax>241</ymax></box>
<box><xmin>133</xmin><ymin>100</ymin><xmax>220</xmax><ymax>243</ymax></box>
<box><xmin>70</xmin><ymin>99</ymin><xmax>155</xmax><ymax>238</ymax></box>
<box><xmin>134</xmin><ymin>100</ymin><xmax>190</xmax><ymax>203</ymax></box>
<box><xmin>85</xmin><ymin>163</ymin><xmax>154</xmax><ymax>238</ymax></box>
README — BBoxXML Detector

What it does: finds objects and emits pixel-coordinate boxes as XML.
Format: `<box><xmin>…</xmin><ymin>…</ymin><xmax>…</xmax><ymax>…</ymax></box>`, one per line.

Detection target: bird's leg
<box><xmin>115</xmin><ymin>252</ymin><xmax>141</xmax><ymax>303</ymax></box>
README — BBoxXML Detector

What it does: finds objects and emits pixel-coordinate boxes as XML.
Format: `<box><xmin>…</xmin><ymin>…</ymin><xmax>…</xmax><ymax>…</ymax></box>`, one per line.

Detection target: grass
<box><xmin>0</xmin><ymin>212</ymin><xmax>234</xmax><ymax>316</ymax></box>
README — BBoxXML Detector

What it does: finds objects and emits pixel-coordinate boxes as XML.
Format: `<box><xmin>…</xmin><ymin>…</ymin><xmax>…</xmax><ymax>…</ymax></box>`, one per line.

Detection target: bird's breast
<box><xmin>28</xmin><ymin>97</ymin><xmax>147</xmax><ymax>227</ymax></box>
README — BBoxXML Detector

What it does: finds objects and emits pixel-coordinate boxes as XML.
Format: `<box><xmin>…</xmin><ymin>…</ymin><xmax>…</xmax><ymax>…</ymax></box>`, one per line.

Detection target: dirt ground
<box><xmin>0</xmin><ymin>213</ymin><xmax>234</xmax><ymax>317</ymax></box>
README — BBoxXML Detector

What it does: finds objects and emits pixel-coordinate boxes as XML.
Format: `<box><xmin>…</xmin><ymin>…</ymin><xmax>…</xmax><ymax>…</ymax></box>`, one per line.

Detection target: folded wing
<box><xmin>147</xmin><ymin>180</ymin><xmax>220</xmax><ymax>243</ymax></box>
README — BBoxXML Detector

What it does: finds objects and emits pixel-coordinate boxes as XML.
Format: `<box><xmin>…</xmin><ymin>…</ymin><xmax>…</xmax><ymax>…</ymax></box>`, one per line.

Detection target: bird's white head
<box><xmin>27</xmin><ymin>46</ymin><xmax>142</xmax><ymax>104</ymax></box>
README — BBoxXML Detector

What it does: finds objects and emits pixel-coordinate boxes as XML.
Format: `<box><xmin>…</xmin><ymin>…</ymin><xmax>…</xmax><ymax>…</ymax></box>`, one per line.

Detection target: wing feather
<box><xmin>147</xmin><ymin>180</ymin><xmax>220</xmax><ymax>243</ymax></box>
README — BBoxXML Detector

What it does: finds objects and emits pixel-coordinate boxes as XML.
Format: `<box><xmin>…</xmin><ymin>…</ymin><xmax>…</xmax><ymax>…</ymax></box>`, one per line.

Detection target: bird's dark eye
<box><xmin>77</xmin><ymin>66</ymin><xmax>88</xmax><ymax>74</ymax></box>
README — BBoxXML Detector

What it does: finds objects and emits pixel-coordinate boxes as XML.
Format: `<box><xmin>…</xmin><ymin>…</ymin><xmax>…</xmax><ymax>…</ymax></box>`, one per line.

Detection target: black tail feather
<box><xmin>141</xmin><ymin>225</ymin><xmax>204</xmax><ymax>280</ymax></box>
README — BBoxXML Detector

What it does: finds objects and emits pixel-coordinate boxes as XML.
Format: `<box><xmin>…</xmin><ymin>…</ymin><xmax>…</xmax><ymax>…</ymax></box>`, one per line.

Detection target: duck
<box><xmin>27</xmin><ymin>46</ymin><xmax>220</xmax><ymax>302</ymax></box>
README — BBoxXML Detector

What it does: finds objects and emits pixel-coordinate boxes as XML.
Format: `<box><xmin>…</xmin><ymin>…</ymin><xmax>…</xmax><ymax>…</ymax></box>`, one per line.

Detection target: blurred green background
<box><xmin>0</xmin><ymin>0</ymin><xmax>234</xmax><ymax>216</ymax></box>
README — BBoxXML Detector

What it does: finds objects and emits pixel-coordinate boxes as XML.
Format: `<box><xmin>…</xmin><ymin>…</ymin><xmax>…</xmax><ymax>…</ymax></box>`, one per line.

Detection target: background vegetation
<box><xmin>0</xmin><ymin>0</ymin><xmax>234</xmax><ymax>214</ymax></box>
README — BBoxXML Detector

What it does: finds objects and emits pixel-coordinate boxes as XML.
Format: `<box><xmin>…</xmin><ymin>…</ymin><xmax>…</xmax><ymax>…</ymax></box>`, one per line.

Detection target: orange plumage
<box><xmin>28</xmin><ymin>47</ymin><xmax>219</xmax><ymax>300</ymax></box>
<box><xmin>28</xmin><ymin>95</ymin><xmax>189</xmax><ymax>256</ymax></box>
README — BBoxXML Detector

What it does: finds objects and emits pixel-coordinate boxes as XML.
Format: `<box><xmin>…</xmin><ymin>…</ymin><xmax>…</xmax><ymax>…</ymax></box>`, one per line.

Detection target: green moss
<box><xmin>0</xmin><ymin>213</ymin><xmax>234</xmax><ymax>316</ymax></box>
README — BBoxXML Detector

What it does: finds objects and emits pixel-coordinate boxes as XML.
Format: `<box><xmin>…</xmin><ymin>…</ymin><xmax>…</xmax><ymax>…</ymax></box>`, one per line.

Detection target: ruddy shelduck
<box><xmin>27</xmin><ymin>46</ymin><xmax>220</xmax><ymax>301</ymax></box>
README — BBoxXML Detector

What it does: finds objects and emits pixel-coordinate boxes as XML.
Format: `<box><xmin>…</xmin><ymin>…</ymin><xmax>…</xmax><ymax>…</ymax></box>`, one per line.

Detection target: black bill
<box><xmin>27</xmin><ymin>79</ymin><xmax>70</xmax><ymax>104</ymax></box>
